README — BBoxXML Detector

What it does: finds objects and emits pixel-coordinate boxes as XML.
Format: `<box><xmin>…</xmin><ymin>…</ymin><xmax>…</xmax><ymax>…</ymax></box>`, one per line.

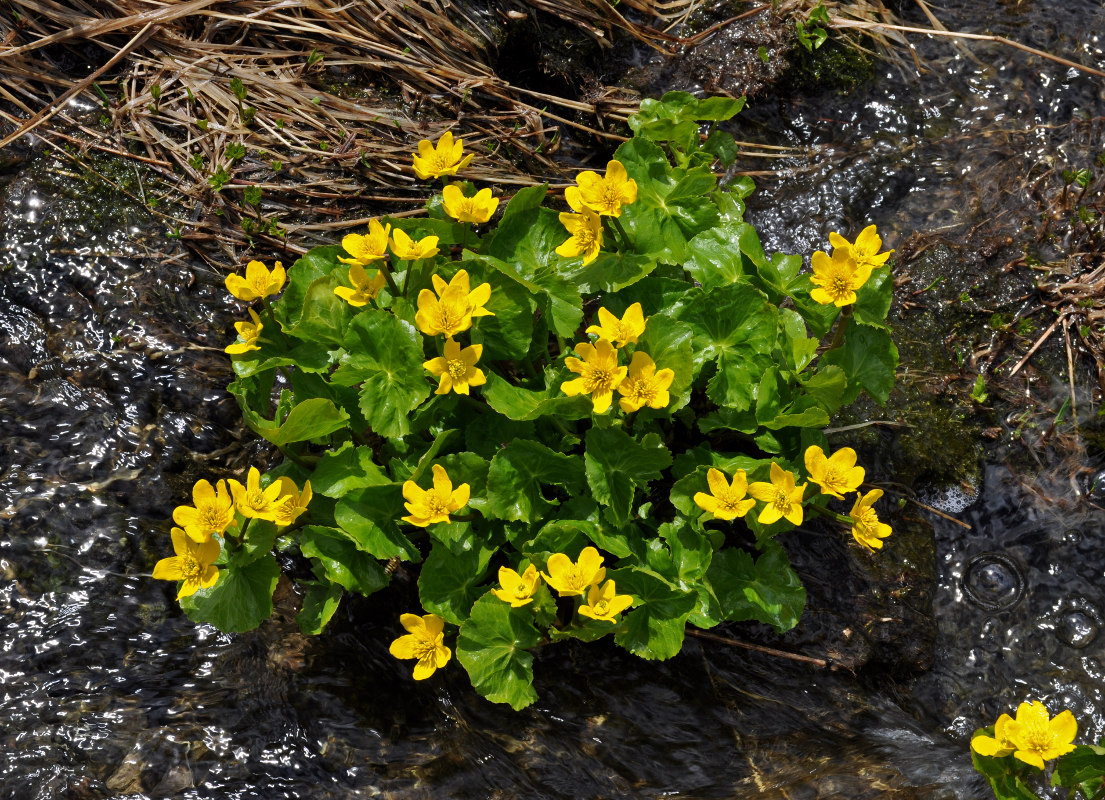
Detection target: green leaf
<box><xmin>1053</xmin><ymin>745</ymin><xmax>1105</xmax><ymax>795</ymax></box>
<box><xmin>299</xmin><ymin>525</ymin><xmax>389</xmax><ymax>596</ymax></box>
<box><xmin>677</xmin><ymin>282</ymin><xmax>778</xmax><ymax>372</ymax></box>
<box><xmin>820</xmin><ymin>318</ymin><xmax>899</xmax><ymax>405</ymax></box>
<box><xmin>330</xmin><ymin>309</ymin><xmax>430</xmax><ymax>437</ymax></box>
<box><xmin>780</xmin><ymin>308</ymin><xmax>818</xmax><ymax>373</ymax></box>
<box><xmin>297</xmin><ymin>580</ymin><xmax>343</xmax><ymax>634</ymax></box>
<box><xmin>482</xmin><ymin>371</ymin><xmax>592</xmax><ymax>421</ymax></box>
<box><xmin>418</xmin><ymin>541</ymin><xmax>496</xmax><ymax>625</ymax></box>
<box><xmin>180</xmin><ymin>554</ymin><xmax>280</xmax><ymax>633</ymax></box>
<box><xmin>611</xmin><ymin>567</ymin><xmax>696</xmax><ymax>660</ymax></box>
<box><xmin>283</xmin><ymin>273</ymin><xmax>355</xmax><ymax>347</ymax></box>
<box><xmin>334</xmin><ymin>485</ymin><xmax>420</xmax><ymax>562</ymax></box>
<box><xmin>707</xmin><ymin>542</ymin><xmax>805</xmax><ymax>632</ymax></box>
<box><xmin>854</xmin><ymin>267</ymin><xmax>893</xmax><ymax>327</ymax></box>
<box><xmin>568</xmin><ymin>250</ymin><xmax>657</xmax><ymax>294</ymax></box>
<box><xmin>661</xmin><ymin>520</ymin><xmax>713</xmax><ymax>585</ymax></box>
<box><xmin>310</xmin><ymin>442</ymin><xmax>390</xmax><ymax>498</ymax></box>
<box><xmin>463</xmin><ymin>259</ymin><xmax>536</xmax><ymax>361</ymax></box>
<box><xmin>683</xmin><ymin>224</ymin><xmax>746</xmax><ymax>288</ymax></box>
<box><xmin>584</xmin><ymin>428</ymin><xmax>672</xmax><ymax>528</ymax></box>
<box><xmin>273</xmin><ymin>245</ymin><xmax>340</xmax><ymax>329</ymax></box>
<box><xmin>252</xmin><ymin>397</ymin><xmax>349</xmax><ymax>446</ymax></box>
<box><xmin>486</xmin><ymin>439</ymin><xmax>586</xmax><ymax>523</ymax></box>
<box><xmin>456</xmin><ymin>594</ymin><xmax>542</xmax><ymax>710</ymax></box>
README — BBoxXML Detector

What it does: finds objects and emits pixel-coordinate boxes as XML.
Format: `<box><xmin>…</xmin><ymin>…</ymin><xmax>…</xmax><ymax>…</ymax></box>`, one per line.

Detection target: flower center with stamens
<box><xmin>771</xmin><ymin>489</ymin><xmax>791</xmax><ymax>512</ymax></box>
<box><xmin>585</xmin><ymin>365</ymin><xmax>615</xmax><ymax>394</ymax></box>
<box><xmin>413</xmin><ymin>637</ymin><xmax>438</xmax><ymax>660</ymax></box>
<box><xmin>181</xmin><ymin>555</ymin><xmax>202</xmax><ymax>581</ymax></box>
<box><xmin>1021</xmin><ymin>719</ymin><xmax>1053</xmax><ymax>753</ymax></box>
<box><xmin>425</xmin><ymin>493</ymin><xmax>450</xmax><ymax>518</ymax></box>
<box><xmin>446</xmin><ymin>358</ymin><xmax>468</xmax><ymax>381</ymax></box>
<box><xmin>718</xmin><ymin>490</ymin><xmax>744</xmax><ymax>514</ymax></box>
<box><xmin>601</xmin><ymin>186</ymin><xmax>621</xmax><ymax>213</ymax></box>
<box><xmin>247</xmin><ymin>488</ymin><xmax>265</xmax><ymax>508</ymax></box>
<box><xmin>199</xmin><ymin>504</ymin><xmax>223</xmax><ymax>529</ymax></box>
<box><xmin>829</xmin><ymin>276</ymin><xmax>852</xmax><ymax>299</ymax></box>
<box><xmin>575</xmin><ymin>224</ymin><xmax>596</xmax><ymax>248</ymax></box>
<box><xmin>625</xmin><ymin>378</ymin><xmax>655</xmax><ymax>406</ymax></box>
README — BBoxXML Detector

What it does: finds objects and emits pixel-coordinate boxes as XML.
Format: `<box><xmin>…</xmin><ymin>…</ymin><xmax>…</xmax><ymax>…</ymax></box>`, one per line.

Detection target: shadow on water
<box><xmin>3</xmin><ymin>0</ymin><xmax>1105</xmax><ymax>797</ymax></box>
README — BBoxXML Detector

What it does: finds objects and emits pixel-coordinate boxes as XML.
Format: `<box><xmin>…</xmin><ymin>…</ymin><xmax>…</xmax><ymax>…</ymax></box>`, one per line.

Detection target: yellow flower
<box><xmin>441</xmin><ymin>184</ymin><xmax>499</xmax><ymax>224</ymax></box>
<box><xmin>561</xmin><ymin>338</ymin><xmax>627</xmax><ymax>414</ymax></box>
<box><xmin>402</xmin><ymin>464</ymin><xmax>470</xmax><ymax>527</ymax></box>
<box><xmin>423</xmin><ymin>338</ymin><xmax>486</xmax><ymax>395</ymax></box>
<box><xmin>338</xmin><ymin>219</ymin><xmax>391</xmax><ymax>267</ymax></box>
<box><xmin>1008</xmin><ymin>701</ymin><xmax>1078</xmax><ymax>769</ymax></box>
<box><xmin>747</xmin><ymin>462</ymin><xmax>807</xmax><ymax>526</ymax></box>
<box><xmin>694</xmin><ymin>467</ymin><xmax>756</xmax><ymax>521</ymax></box>
<box><xmin>411</xmin><ymin>131</ymin><xmax>474</xmax><ymax>181</ymax></box>
<box><xmin>617</xmin><ymin>351</ymin><xmax>674</xmax><ymax>413</ymax></box>
<box><xmin>491</xmin><ymin>564</ymin><xmax>541</xmax><ymax>607</ymax></box>
<box><xmin>809</xmin><ymin>247</ymin><xmax>873</xmax><ymax>307</ymax></box>
<box><xmin>849</xmin><ymin>489</ymin><xmax>893</xmax><ymax>550</ymax></box>
<box><xmin>389</xmin><ymin>613</ymin><xmax>452</xmax><ymax>679</ymax></box>
<box><xmin>829</xmin><ymin>224</ymin><xmax>893</xmax><ymax>272</ymax></box>
<box><xmin>564</xmin><ymin>159</ymin><xmax>638</xmax><ymax>217</ymax></box>
<box><xmin>153</xmin><ymin>527</ymin><xmax>220</xmax><ymax>600</ymax></box>
<box><xmin>228</xmin><ymin>466</ymin><xmax>284</xmax><ymax>521</ymax></box>
<box><xmin>389</xmin><ymin>228</ymin><xmax>440</xmax><ymax>261</ymax></box>
<box><xmin>971</xmin><ymin>713</ymin><xmax>1019</xmax><ymax>758</ymax></box>
<box><xmin>172</xmin><ymin>479</ymin><xmax>235</xmax><ymax>543</ymax></box>
<box><xmin>335</xmin><ymin>263</ymin><xmax>387</xmax><ymax>307</ymax></box>
<box><xmin>555</xmin><ymin>202</ymin><xmax>603</xmax><ymax>266</ymax></box>
<box><xmin>272</xmin><ymin>477</ymin><xmax>312</xmax><ymax>527</ymax></box>
<box><xmin>225</xmin><ymin>308</ymin><xmax>263</xmax><ymax>355</ymax></box>
<box><xmin>804</xmin><ymin>445</ymin><xmax>865</xmax><ymax>500</ymax></box>
<box><xmin>225</xmin><ymin>259</ymin><xmax>286</xmax><ymax>302</ymax></box>
<box><xmin>414</xmin><ymin>270</ymin><xmax>494</xmax><ymax>337</ymax></box>
<box><xmin>578</xmin><ymin>579</ymin><xmax>633</xmax><ymax>623</ymax></box>
<box><xmin>541</xmin><ymin>546</ymin><xmax>605</xmax><ymax>597</ymax></box>
<box><xmin>586</xmin><ymin>302</ymin><xmax>646</xmax><ymax>346</ymax></box>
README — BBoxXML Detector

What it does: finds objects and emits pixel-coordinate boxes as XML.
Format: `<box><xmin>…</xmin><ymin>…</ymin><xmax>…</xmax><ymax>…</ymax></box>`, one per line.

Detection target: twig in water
<box><xmin>686</xmin><ymin>628</ymin><xmax>835</xmax><ymax>669</ymax></box>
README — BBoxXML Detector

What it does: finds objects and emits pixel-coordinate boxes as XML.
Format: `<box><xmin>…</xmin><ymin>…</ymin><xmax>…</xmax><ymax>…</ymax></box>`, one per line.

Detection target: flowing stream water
<box><xmin>2</xmin><ymin>1</ymin><xmax>1105</xmax><ymax>798</ymax></box>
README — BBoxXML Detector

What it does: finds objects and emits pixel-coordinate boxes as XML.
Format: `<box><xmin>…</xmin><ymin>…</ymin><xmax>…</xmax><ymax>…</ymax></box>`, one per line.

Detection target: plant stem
<box><xmin>610</xmin><ymin>214</ymin><xmax>633</xmax><ymax>251</ymax></box>
<box><xmin>379</xmin><ymin>262</ymin><xmax>401</xmax><ymax>298</ymax></box>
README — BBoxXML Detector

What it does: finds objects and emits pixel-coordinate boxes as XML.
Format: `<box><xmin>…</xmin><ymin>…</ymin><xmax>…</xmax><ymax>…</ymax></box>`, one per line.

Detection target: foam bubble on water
<box><xmin>918</xmin><ymin>483</ymin><xmax>979</xmax><ymax>514</ymax></box>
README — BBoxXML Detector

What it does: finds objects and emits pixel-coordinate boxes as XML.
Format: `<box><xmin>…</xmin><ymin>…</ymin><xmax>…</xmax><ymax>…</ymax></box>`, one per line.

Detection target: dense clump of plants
<box><xmin>153</xmin><ymin>92</ymin><xmax>899</xmax><ymax>709</ymax></box>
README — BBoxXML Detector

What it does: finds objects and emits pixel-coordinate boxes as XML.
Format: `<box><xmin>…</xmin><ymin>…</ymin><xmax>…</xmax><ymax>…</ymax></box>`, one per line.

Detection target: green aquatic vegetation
<box><xmin>156</xmin><ymin>92</ymin><xmax>900</xmax><ymax>709</ymax></box>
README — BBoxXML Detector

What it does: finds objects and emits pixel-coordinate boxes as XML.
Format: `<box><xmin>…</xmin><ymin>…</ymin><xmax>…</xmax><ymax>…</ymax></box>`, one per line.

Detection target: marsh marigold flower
<box><xmin>389</xmin><ymin>228</ymin><xmax>440</xmax><ymax>261</ymax></box>
<box><xmin>228</xmin><ymin>466</ymin><xmax>284</xmax><ymax>521</ymax></box>
<box><xmin>542</xmin><ymin>546</ymin><xmax>605</xmax><ymax>597</ymax></box>
<box><xmin>1007</xmin><ymin>701</ymin><xmax>1077</xmax><ymax>769</ymax></box>
<box><xmin>578</xmin><ymin>579</ymin><xmax>633</xmax><ymax>623</ymax></box>
<box><xmin>617</xmin><ymin>351</ymin><xmax>674</xmax><ymax>413</ymax></box>
<box><xmin>586</xmin><ymin>302</ymin><xmax>646</xmax><ymax>346</ymax></box>
<box><xmin>556</xmin><ymin>200</ymin><xmax>603</xmax><ymax>266</ymax></box>
<box><xmin>412</xmin><ymin>131</ymin><xmax>473</xmax><ymax>181</ymax></box>
<box><xmin>442</xmin><ymin>184</ymin><xmax>499</xmax><ymax>224</ymax></box>
<box><xmin>153</xmin><ymin>527</ymin><xmax>220</xmax><ymax>599</ymax></box>
<box><xmin>335</xmin><ymin>263</ymin><xmax>387</xmax><ymax>307</ymax></box>
<box><xmin>809</xmin><ymin>248</ymin><xmax>872</xmax><ymax>307</ymax></box>
<box><xmin>748</xmin><ymin>462</ymin><xmax>807</xmax><ymax>526</ymax></box>
<box><xmin>694</xmin><ymin>467</ymin><xmax>756</xmax><ymax>521</ymax></box>
<box><xmin>339</xmin><ymin>219</ymin><xmax>391</xmax><ymax>267</ymax></box>
<box><xmin>423</xmin><ymin>338</ymin><xmax>486</xmax><ymax>395</ymax></box>
<box><xmin>561</xmin><ymin>338</ymin><xmax>627</xmax><ymax>414</ymax></box>
<box><xmin>971</xmin><ymin>713</ymin><xmax>1019</xmax><ymax>759</ymax></box>
<box><xmin>415</xmin><ymin>270</ymin><xmax>494</xmax><ymax>337</ymax></box>
<box><xmin>225</xmin><ymin>259</ymin><xmax>285</xmax><ymax>302</ymax></box>
<box><xmin>804</xmin><ymin>445</ymin><xmax>865</xmax><ymax>500</ymax></box>
<box><xmin>272</xmin><ymin>477</ymin><xmax>312</xmax><ymax>527</ymax></box>
<box><xmin>402</xmin><ymin>464</ymin><xmax>470</xmax><ymax>527</ymax></box>
<box><xmin>225</xmin><ymin>308</ymin><xmax>263</xmax><ymax>355</ymax></box>
<box><xmin>565</xmin><ymin>159</ymin><xmax>638</xmax><ymax>217</ymax></box>
<box><xmin>389</xmin><ymin>612</ymin><xmax>452</xmax><ymax>679</ymax></box>
<box><xmin>173</xmin><ymin>479</ymin><xmax>235</xmax><ymax>543</ymax></box>
<box><xmin>491</xmin><ymin>564</ymin><xmax>541</xmax><ymax>607</ymax></box>
<box><xmin>849</xmin><ymin>489</ymin><xmax>893</xmax><ymax>550</ymax></box>
<box><xmin>829</xmin><ymin>224</ymin><xmax>893</xmax><ymax>273</ymax></box>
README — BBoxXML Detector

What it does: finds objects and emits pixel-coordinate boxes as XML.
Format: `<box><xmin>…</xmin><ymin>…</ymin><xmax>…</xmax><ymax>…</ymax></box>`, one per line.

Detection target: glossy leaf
<box><xmin>180</xmin><ymin>554</ymin><xmax>280</xmax><ymax>633</ymax></box>
<box><xmin>456</xmin><ymin>594</ymin><xmax>542</xmax><ymax>710</ymax></box>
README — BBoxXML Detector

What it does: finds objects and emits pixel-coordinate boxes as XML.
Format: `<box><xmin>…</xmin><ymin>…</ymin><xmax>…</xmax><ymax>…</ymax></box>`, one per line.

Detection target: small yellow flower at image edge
<box><xmin>402</xmin><ymin>463</ymin><xmax>470</xmax><ymax>527</ymax></box>
<box><xmin>561</xmin><ymin>338</ymin><xmax>627</xmax><ymax>414</ymax></box>
<box><xmin>541</xmin><ymin>546</ymin><xmax>605</xmax><ymax>597</ymax></box>
<box><xmin>389</xmin><ymin>612</ymin><xmax>452</xmax><ymax>679</ymax></box>
<box><xmin>491</xmin><ymin>564</ymin><xmax>542</xmax><ymax>607</ymax></box>
<box><xmin>225</xmin><ymin>259</ymin><xmax>286</xmax><ymax>302</ymax></box>
<box><xmin>441</xmin><ymin>184</ymin><xmax>499</xmax><ymax>225</ymax></box>
<box><xmin>338</xmin><ymin>219</ymin><xmax>391</xmax><ymax>267</ymax></box>
<box><xmin>565</xmin><ymin>159</ymin><xmax>638</xmax><ymax>218</ymax></box>
<box><xmin>829</xmin><ymin>224</ymin><xmax>894</xmax><ymax>273</ymax></box>
<box><xmin>804</xmin><ymin>445</ymin><xmax>865</xmax><ymax>500</ymax></box>
<box><xmin>423</xmin><ymin>338</ymin><xmax>486</xmax><ymax>395</ymax></box>
<box><xmin>153</xmin><ymin>527</ymin><xmax>220</xmax><ymax>600</ymax></box>
<box><xmin>414</xmin><ymin>269</ymin><xmax>494</xmax><ymax>338</ymax></box>
<box><xmin>971</xmin><ymin>701</ymin><xmax>1077</xmax><ymax>770</ymax></box>
<box><xmin>411</xmin><ymin>130</ymin><xmax>473</xmax><ymax>181</ymax></box>
<box><xmin>694</xmin><ymin>467</ymin><xmax>756</xmax><ymax>521</ymax></box>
